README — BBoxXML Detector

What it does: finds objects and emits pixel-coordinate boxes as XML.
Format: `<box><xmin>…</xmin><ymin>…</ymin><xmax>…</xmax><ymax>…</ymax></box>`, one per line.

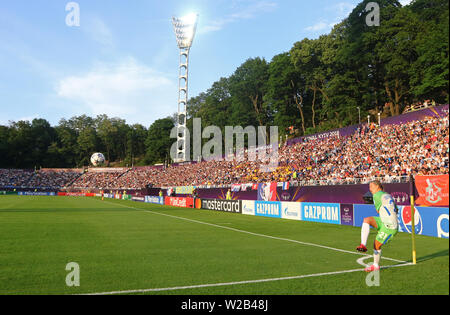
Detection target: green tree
<box><xmin>265</xmin><ymin>52</ymin><xmax>307</xmax><ymax>136</ymax></box>
<box><xmin>77</xmin><ymin>127</ymin><xmax>99</xmax><ymax>166</ymax></box>
<box><xmin>229</xmin><ymin>58</ymin><xmax>270</xmax><ymax>127</ymax></box>
<box><xmin>0</xmin><ymin>126</ymin><xmax>11</xmax><ymax>167</ymax></box>
<box><xmin>410</xmin><ymin>0</ymin><xmax>449</xmax><ymax>102</ymax></box>
<box><xmin>145</xmin><ymin>117</ymin><xmax>175</xmax><ymax>165</ymax></box>
<box><xmin>374</xmin><ymin>6</ymin><xmax>421</xmax><ymax>115</ymax></box>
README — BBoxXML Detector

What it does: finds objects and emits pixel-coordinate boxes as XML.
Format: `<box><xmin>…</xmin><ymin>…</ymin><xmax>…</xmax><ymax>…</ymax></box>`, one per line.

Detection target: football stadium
<box><xmin>0</xmin><ymin>0</ymin><xmax>449</xmax><ymax>301</ymax></box>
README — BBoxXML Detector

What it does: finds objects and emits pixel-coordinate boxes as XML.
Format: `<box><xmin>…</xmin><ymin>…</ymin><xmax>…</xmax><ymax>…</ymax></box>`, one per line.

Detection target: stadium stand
<box><xmin>0</xmin><ymin>112</ymin><xmax>448</xmax><ymax>190</ymax></box>
<box><xmin>25</xmin><ymin>169</ymin><xmax>83</xmax><ymax>189</ymax></box>
<box><xmin>0</xmin><ymin>169</ymin><xmax>34</xmax><ymax>188</ymax></box>
<box><xmin>69</xmin><ymin>168</ymin><xmax>128</xmax><ymax>190</ymax></box>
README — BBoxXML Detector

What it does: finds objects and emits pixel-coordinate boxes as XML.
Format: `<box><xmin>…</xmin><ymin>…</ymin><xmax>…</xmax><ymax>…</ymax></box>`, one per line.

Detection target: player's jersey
<box><xmin>373</xmin><ymin>191</ymin><xmax>399</xmax><ymax>230</ymax></box>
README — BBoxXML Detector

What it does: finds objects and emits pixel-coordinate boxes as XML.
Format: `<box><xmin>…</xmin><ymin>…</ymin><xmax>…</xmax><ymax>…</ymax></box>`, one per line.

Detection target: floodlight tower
<box><xmin>172</xmin><ymin>14</ymin><xmax>198</xmax><ymax>162</ymax></box>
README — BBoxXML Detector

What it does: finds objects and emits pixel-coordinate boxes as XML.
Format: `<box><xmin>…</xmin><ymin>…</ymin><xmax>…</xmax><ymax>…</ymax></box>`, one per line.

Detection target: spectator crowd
<box><xmin>1</xmin><ymin>115</ymin><xmax>448</xmax><ymax>190</ymax></box>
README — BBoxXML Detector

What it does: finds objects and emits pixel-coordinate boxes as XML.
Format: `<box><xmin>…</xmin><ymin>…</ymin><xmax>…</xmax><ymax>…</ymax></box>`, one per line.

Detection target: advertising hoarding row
<box><xmin>9</xmin><ymin>189</ymin><xmax>447</xmax><ymax>239</ymax></box>
<box><xmin>233</xmin><ymin>200</ymin><xmax>448</xmax><ymax>239</ymax></box>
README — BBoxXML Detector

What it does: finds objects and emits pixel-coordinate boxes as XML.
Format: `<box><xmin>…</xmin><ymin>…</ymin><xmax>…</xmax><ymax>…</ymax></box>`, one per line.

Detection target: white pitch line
<box><xmin>101</xmin><ymin>199</ymin><xmax>408</xmax><ymax>264</ymax></box>
<box><xmin>80</xmin><ymin>262</ymin><xmax>414</xmax><ymax>295</ymax></box>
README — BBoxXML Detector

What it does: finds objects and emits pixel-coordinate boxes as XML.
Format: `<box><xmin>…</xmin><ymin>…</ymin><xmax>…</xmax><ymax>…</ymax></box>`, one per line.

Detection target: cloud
<box><xmin>55</xmin><ymin>57</ymin><xmax>177</xmax><ymax>125</ymax></box>
<box><xmin>199</xmin><ymin>0</ymin><xmax>278</xmax><ymax>34</ymax></box>
<box><xmin>399</xmin><ymin>0</ymin><xmax>413</xmax><ymax>6</ymax></box>
<box><xmin>305</xmin><ymin>21</ymin><xmax>331</xmax><ymax>32</ymax></box>
<box><xmin>304</xmin><ymin>1</ymin><xmax>355</xmax><ymax>35</ymax></box>
<box><xmin>333</xmin><ymin>2</ymin><xmax>355</xmax><ymax>20</ymax></box>
<box><xmin>82</xmin><ymin>17</ymin><xmax>114</xmax><ymax>48</ymax></box>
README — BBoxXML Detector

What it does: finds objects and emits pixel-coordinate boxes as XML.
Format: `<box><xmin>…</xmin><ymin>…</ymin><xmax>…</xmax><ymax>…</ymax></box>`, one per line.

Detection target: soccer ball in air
<box><xmin>90</xmin><ymin>153</ymin><xmax>105</xmax><ymax>166</ymax></box>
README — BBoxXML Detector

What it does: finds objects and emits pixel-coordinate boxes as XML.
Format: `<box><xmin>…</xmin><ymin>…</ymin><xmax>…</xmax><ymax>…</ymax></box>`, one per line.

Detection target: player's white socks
<box><xmin>373</xmin><ymin>249</ymin><xmax>382</xmax><ymax>268</ymax></box>
<box><xmin>361</xmin><ymin>223</ymin><xmax>370</xmax><ymax>246</ymax></box>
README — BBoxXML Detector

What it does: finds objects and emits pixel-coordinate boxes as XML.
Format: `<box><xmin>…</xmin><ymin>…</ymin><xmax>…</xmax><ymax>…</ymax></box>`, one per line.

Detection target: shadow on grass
<box><xmin>416</xmin><ymin>249</ymin><xmax>449</xmax><ymax>263</ymax></box>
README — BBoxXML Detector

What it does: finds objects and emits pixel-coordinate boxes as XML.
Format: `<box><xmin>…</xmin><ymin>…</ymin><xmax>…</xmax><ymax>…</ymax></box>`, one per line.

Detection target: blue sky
<box><xmin>0</xmin><ymin>0</ymin><xmax>412</xmax><ymax>127</ymax></box>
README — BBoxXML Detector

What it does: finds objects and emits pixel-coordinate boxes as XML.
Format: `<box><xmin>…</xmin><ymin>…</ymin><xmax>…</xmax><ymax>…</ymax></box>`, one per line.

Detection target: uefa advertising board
<box><xmin>301</xmin><ymin>202</ymin><xmax>341</xmax><ymax>225</ymax></box>
<box><xmin>200</xmin><ymin>199</ymin><xmax>242</xmax><ymax>213</ymax></box>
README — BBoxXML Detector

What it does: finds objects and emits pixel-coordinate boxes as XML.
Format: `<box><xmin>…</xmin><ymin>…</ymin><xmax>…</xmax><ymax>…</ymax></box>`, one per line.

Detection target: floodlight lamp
<box><xmin>172</xmin><ymin>14</ymin><xmax>198</xmax><ymax>49</ymax></box>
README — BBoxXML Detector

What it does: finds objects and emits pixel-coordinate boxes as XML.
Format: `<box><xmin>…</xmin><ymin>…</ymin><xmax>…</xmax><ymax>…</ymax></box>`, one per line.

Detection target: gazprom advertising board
<box><xmin>255</xmin><ymin>201</ymin><xmax>282</xmax><ymax>218</ymax></box>
<box><xmin>242</xmin><ymin>200</ymin><xmax>255</xmax><ymax>216</ymax></box>
<box><xmin>281</xmin><ymin>202</ymin><xmax>301</xmax><ymax>221</ymax></box>
<box><xmin>301</xmin><ymin>202</ymin><xmax>341</xmax><ymax>225</ymax></box>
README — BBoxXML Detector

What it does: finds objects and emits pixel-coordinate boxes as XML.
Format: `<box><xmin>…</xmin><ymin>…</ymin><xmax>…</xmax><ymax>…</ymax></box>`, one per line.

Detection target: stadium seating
<box><xmin>0</xmin><ymin>115</ymin><xmax>448</xmax><ymax>190</ymax></box>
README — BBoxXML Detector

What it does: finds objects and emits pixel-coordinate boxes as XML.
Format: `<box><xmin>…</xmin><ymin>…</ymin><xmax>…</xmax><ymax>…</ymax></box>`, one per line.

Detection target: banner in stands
<box><xmin>145</xmin><ymin>196</ymin><xmax>164</xmax><ymax>205</ymax></box>
<box><xmin>201</xmin><ymin>199</ymin><xmax>242</xmax><ymax>213</ymax></box>
<box><xmin>242</xmin><ymin>200</ymin><xmax>255</xmax><ymax>216</ymax></box>
<box><xmin>193</xmin><ymin>183</ymin><xmax>412</xmax><ymax>205</ymax></box>
<box><xmin>303</xmin><ymin>130</ymin><xmax>340</xmax><ymax>142</ymax></box>
<box><xmin>301</xmin><ymin>202</ymin><xmax>341</xmax><ymax>225</ymax></box>
<box><xmin>165</xmin><ymin>197</ymin><xmax>194</xmax><ymax>208</ymax></box>
<box><xmin>281</xmin><ymin>202</ymin><xmax>301</xmax><ymax>221</ymax></box>
<box><xmin>340</xmin><ymin>204</ymin><xmax>354</xmax><ymax>226</ymax></box>
<box><xmin>257</xmin><ymin>183</ymin><xmax>277</xmax><ymax>201</ymax></box>
<box><xmin>415</xmin><ymin>175</ymin><xmax>449</xmax><ymax>207</ymax></box>
<box><xmin>353</xmin><ymin>204</ymin><xmax>449</xmax><ymax>239</ymax></box>
<box><xmin>255</xmin><ymin>201</ymin><xmax>282</xmax><ymax>218</ymax></box>
<box><xmin>18</xmin><ymin>191</ymin><xmax>56</xmax><ymax>196</ymax></box>
<box><xmin>175</xmin><ymin>186</ymin><xmax>195</xmax><ymax>195</ymax></box>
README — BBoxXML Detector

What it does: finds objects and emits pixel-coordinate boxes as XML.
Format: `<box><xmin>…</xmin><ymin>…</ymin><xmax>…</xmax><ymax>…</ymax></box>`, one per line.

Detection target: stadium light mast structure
<box><xmin>172</xmin><ymin>14</ymin><xmax>198</xmax><ymax>162</ymax></box>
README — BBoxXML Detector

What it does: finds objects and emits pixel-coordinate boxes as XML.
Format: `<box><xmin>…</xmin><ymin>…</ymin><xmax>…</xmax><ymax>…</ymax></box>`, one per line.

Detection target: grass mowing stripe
<box><xmin>80</xmin><ymin>263</ymin><xmax>414</xmax><ymax>295</ymax></box>
<box><xmin>100</xmin><ymin>199</ymin><xmax>408</xmax><ymax>264</ymax></box>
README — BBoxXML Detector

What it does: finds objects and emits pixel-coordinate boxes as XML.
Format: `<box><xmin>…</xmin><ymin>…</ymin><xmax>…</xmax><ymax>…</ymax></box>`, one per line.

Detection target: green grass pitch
<box><xmin>0</xmin><ymin>196</ymin><xmax>448</xmax><ymax>295</ymax></box>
